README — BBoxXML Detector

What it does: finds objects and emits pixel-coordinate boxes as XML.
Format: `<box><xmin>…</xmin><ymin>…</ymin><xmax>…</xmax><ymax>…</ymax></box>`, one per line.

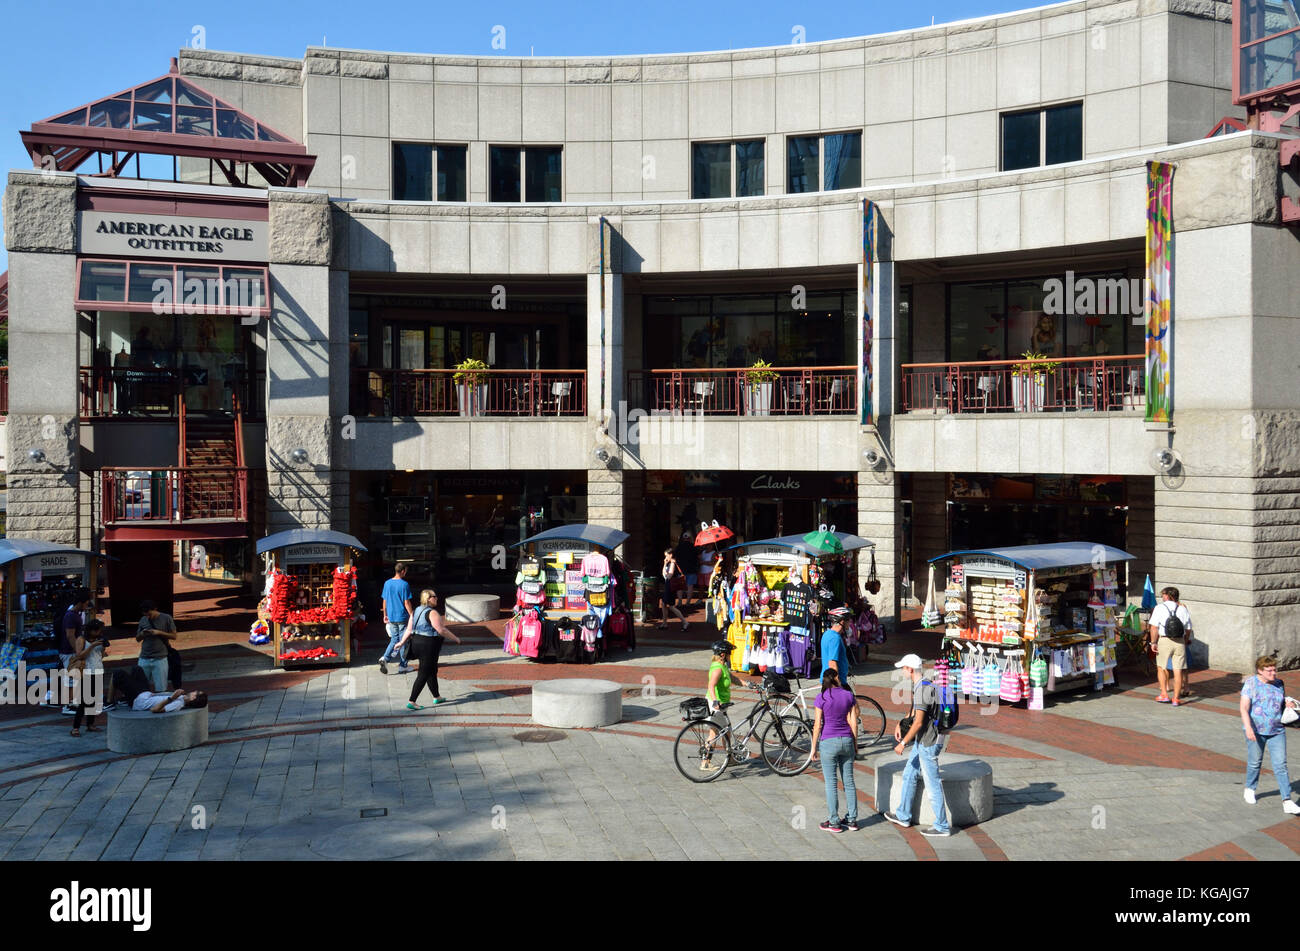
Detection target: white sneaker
<box><xmin>397</xmin><ymin>664</ymin><xmax>412</xmax><ymax>674</ymax></box>
<box><xmin>1244</xmin><ymin>788</ymin><xmax>1256</xmax><ymax>805</ymax></box>
<box><xmin>1283</xmin><ymin>799</ymin><xmax>1300</xmax><ymax>815</ymax></box>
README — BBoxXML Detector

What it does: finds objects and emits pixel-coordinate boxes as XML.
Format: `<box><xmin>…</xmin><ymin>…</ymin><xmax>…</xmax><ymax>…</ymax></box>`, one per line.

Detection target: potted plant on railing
<box><xmin>1011</xmin><ymin>351</ymin><xmax>1059</xmax><ymax>412</ymax></box>
<box><xmin>742</xmin><ymin>359</ymin><xmax>778</xmax><ymax>416</ymax></box>
<box><xmin>453</xmin><ymin>358</ymin><xmax>490</xmax><ymax>417</ymax></box>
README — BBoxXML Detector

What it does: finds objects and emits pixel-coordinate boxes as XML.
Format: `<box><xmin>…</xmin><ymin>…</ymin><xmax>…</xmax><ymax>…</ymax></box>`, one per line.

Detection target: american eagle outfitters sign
<box><xmin>78</xmin><ymin>211</ymin><xmax>268</xmax><ymax>262</ymax></box>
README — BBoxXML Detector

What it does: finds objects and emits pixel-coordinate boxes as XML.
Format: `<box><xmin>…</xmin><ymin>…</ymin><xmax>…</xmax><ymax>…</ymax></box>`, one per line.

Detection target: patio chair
<box><xmin>688</xmin><ymin>380</ymin><xmax>715</xmax><ymax>413</ymax></box>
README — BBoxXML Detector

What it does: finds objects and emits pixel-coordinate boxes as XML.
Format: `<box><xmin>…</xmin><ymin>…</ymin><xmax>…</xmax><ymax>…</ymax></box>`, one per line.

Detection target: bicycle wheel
<box><xmin>853</xmin><ymin>694</ymin><xmax>887</xmax><ymax>749</ymax></box>
<box><xmin>674</xmin><ymin>719</ymin><xmax>730</xmax><ymax>783</ymax></box>
<box><xmin>761</xmin><ymin>715</ymin><xmax>814</xmax><ymax>777</ymax></box>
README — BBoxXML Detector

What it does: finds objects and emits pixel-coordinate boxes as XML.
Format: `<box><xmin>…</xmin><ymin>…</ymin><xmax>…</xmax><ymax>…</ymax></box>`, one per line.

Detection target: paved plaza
<box><xmin>1</xmin><ymin>625</ymin><xmax>1296</xmax><ymax>862</ymax></box>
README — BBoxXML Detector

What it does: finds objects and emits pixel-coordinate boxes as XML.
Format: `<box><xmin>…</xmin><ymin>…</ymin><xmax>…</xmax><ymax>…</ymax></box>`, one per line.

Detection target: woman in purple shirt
<box><xmin>1240</xmin><ymin>655</ymin><xmax>1300</xmax><ymax>814</ymax></box>
<box><xmin>810</xmin><ymin>669</ymin><xmax>860</xmax><ymax>833</ymax></box>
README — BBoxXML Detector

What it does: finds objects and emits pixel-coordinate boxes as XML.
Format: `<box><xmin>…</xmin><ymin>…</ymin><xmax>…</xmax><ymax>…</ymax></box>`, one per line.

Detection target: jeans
<box><xmin>138</xmin><ymin>657</ymin><xmax>169</xmax><ymax>692</ymax></box>
<box><xmin>408</xmin><ymin>635</ymin><xmax>444</xmax><ymax>703</ymax></box>
<box><xmin>380</xmin><ymin>622</ymin><xmax>410</xmax><ymax>666</ymax></box>
<box><xmin>819</xmin><ymin>736</ymin><xmax>857</xmax><ymax>823</ymax></box>
<box><xmin>1245</xmin><ymin>730</ymin><xmax>1292</xmax><ymax>799</ymax></box>
<box><xmin>895</xmin><ymin>739</ymin><xmax>949</xmax><ymax>833</ymax></box>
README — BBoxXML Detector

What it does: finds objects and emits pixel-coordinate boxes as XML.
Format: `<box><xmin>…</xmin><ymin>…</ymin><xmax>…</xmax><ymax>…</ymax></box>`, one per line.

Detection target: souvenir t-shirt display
<box><xmin>783</xmin><ymin>583</ymin><xmax>815</xmax><ymax>629</ymax></box>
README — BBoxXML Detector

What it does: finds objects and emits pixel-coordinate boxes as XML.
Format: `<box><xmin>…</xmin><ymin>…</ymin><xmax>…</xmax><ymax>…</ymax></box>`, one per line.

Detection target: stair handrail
<box><xmin>232</xmin><ymin>390</ymin><xmax>245</xmax><ymax>469</ymax></box>
<box><xmin>178</xmin><ymin>399</ymin><xmax>187</xmax><ymax>468</ymax></box>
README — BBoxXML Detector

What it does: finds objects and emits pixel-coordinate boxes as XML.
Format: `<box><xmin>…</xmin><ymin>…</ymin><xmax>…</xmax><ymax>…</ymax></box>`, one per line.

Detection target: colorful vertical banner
<box><xmin>861</xmin><ymin>199</ymin><xmax>877</xmax><ymax>426</ymax></box>
<box><xmin>598</xmin><ymin>216</ymin><xmax>607</xmax><ymax>423</ymax></box>
<box><xmin>1144</xmin><ymin>162</ymin><xmax>1174</xmax><ymax>423</ymax></box>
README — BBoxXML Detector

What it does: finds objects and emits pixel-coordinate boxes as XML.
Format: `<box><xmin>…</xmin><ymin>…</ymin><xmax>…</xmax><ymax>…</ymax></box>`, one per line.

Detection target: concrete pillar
<box><xmin>3</xmin><ymin>172</ymin><xmax>80</xmax><ymax>544</ymax></box>
<box><xmin>265</xmin><ymin>189</ymin><xmax>336</xmax><ymax>533</ymax></box>
<box><xmin>858</xmin><ymin>468</ymin><xmax>900</xmax><ymax>631</ymax></box>
<box><xmin>587</xmin><ymin>217</ymin><xmax>623</xmax><ymax>532</ymax></box>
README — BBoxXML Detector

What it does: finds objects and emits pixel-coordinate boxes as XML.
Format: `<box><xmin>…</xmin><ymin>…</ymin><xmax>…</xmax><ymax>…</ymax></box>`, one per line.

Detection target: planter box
<box><xmin>457</xmin><ymin>383</ymin><xmax>488</xmax><ymax>417</ymax></box>
<box><xmin>1012</xmin><ymin>375</ymin><xmax>1046</xmax><ymax>412</ymax></box>
<box><xmin>743</xmin><ymin>381</ymin><xmax>773</xmax><ymax>416</ymax></box>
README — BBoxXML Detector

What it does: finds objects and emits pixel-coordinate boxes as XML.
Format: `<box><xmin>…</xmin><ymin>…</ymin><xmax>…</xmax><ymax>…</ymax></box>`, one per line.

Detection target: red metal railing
<box><xmin>901</xmin><ymin>355</ymin><xmax>1146</xmax><ymax>414</ymax></box>
<box><xmin>352</xmin><ymin>369</ymin><xmax>587</xmax><ymax>417</ymax></box>
<box><xmin>101</xmin><ymin>467</ymin><xmax>248</xmax><ymax>523</ymax></box>
<box><xmin>626</xmin><ymin>366</ymin><xmax>857</xmax><ymax>416</ymax></box>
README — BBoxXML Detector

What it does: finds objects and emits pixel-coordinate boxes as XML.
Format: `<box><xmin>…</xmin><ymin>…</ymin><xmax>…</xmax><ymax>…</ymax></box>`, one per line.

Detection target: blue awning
<box><xmin>0</xmin><ymin>539</ymin><xmax>111</xmax><ymax>569</ymax></box>
<box><xmin>256</xmin><ymin>529</ymin><xmax>368</xmax><ymax>555</ymax></box>
<box><xmin>512</xmin><ymin>523</ymin><xmax>629</xmax><ymax>551</ymax></box>
<box><xmin>928</xmin><ymin>542</ymin><xmax>1135</xmax><ymax>571</ymax></box>
<box><xmin>726</xmin><ymin>532</ymin><xmax>874</xmax><ymax>557</ymax></box>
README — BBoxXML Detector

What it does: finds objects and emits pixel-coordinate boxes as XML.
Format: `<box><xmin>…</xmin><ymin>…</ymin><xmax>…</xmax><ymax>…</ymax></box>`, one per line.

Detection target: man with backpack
<box><xmin>1149</xmin><ymin>586</ymin><xmax>1192</xmax><ymax>705</ymax></box>
<box><xmin>883</xmin><ymin>653</ymin><xmax>952</xmax><ymax>838</ymax></box>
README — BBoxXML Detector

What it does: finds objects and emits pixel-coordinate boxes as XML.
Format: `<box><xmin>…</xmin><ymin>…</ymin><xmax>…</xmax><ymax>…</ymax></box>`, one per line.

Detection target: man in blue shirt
<box><xmin>820</xmin><ymin>607</ymin><xmax>853</xmax><ymax>686</ymax></box>
<box><xmin>379</xmin><ymin>563</ymin><xmax>414</xmax><ymax>674</ymax></box>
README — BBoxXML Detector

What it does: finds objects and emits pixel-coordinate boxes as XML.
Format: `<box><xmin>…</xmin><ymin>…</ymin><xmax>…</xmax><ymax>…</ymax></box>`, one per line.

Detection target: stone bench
<box><xmin>444</xmin><ymin>593</ymin><xmax>500</xmax><ymax>624</ymax></box>
<box><xmin>532</xmin><ymin>679</ymin><xmax>622</xmax><ymax>729</ymax></box>
<box><xmin>874</xmin><ymin>757</ymin><xmax>993</xmax><ymax>828</ymax></box>
<box><xmin>107</xmin><ymin>706</ymin><xmax>209</xmax><ymax>754</ymax></box>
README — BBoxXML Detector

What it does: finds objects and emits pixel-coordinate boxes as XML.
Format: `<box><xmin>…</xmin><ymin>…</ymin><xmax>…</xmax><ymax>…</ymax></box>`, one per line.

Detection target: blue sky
<box><xmin>0</xmin><ymin>0</ymin><xmax>1046</xmax><ymax>271</ymax></box>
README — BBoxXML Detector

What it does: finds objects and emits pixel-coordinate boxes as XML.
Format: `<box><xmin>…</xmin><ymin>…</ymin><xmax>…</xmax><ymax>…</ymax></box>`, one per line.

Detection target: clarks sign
<box><xmin>78</xmin><ymin>211</ymin><xmax>268</xmax><ymax>262</ymax></box>
<box><xmin>751</xmin><ymin>474</ymin><xmax>801</xmax><ymax>492</ymax></box>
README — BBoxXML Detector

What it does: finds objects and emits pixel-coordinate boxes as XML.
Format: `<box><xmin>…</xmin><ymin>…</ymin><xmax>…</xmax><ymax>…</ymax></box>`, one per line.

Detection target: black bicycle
<box><xmin>673</xmin><ymin>682</ymin><xmax>814</xmax><ymax>782</ymax></box>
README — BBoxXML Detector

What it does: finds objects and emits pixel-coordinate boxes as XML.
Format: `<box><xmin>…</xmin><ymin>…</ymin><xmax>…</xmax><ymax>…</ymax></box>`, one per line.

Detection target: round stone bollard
<box><xmin>873</xmin><ymin>758</ymin><xmax>994</xmax><ymax>827</ymax></box>
<box><xmin>532</xmin><ymin>679</ymin><xmax>623</xmax><ymax>729</ymax></box>
<box><xmin>444</xmin><ymin>593</ymin><xmax>500</xmax><ymax>623</ymax></box>
<box><xmin>107</xmin><ymin>707</ymin><xmax>209</xmax><ymax>754</ymax></box>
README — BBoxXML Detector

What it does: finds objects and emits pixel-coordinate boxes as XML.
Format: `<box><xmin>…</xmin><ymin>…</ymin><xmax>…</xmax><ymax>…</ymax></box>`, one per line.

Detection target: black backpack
<box><xmin>1163</xmin><ymin>605</ymin><xmax>1186</xmax><ymax>640</ymax></box>
<box><xmin>921</xmin><ymin>679</ymin><xmax>960</xmax><ymax>734</ymax></box>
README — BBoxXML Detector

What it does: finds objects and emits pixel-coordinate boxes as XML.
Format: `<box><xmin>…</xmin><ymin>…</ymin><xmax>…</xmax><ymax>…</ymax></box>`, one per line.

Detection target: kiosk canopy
<box><xmin>512</xmin><ymin>524</ymin><xmax>629</xmax><ymax>551</ymax></box>
<box><xmin>256</xmin><ymin>529</ymin><xmax>368</xmax><ymax>555</ymax></box>
<box><xmin>928</xmin><ymin>542</ymin><xmax>1135</xmax><ymax>571</ymax></box>
<box><xmin>0</xmin><ymin>539</ymin><xmax>108</xmax><ymax>569</ymax></box>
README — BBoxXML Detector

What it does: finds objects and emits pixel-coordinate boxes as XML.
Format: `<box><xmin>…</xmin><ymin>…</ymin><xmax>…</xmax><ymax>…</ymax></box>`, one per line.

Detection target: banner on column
<box><xmin>1144</xmin><ymin>162</ymin><xmax>1174</xmax><ymax>424</ymax></box>
<box><xmin>861</xmin><ymin>199</ymin><xmax>877</xmax><ymax>427</ymax></box>
<box><xmin>599</xmin><ymin>216</ymin><xmax>607</xmax><ymax>423</ymax></box>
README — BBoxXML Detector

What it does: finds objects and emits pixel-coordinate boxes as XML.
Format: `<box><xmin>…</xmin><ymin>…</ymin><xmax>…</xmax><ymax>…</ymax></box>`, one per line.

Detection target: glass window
<box><xmin>129</xmin><ymin>263</ymin><xmax>173</xmax><ymax>305</ymax></box>
<box><xmin>78</xmin><ymin>261</ymin><xmax>127</xmax><ymax>302</ymax></box>
<box><xmin>524</xmin><ymin>147</ymin><xmax>562</xmax><ymax>202</ymax></box>
<box><xmin>1002</xmin><ymin>110</ymin><xmax>1040</xmax><ymax>171</ymax></box>
<box><xmin>787</xmin><ymin>136</ymin><xmax>819</xmax><ymax>193</ymax></box>
<box><xmin>489</xmin><ymin>146</ymin><xmax>521</xmax><ymax>202</ymax></box>
<box><xmin>437</xmin><ymin>145</ymin><xmax>467</xmax><ymax>201</ymax></box>
<box><xmin>735</xmin><ymin>140</ymin><xmax>764</xmax><ymax>197</ymax></box>
<box><xmin>393</xmin><ymin>143</ymin><xmax>433</xmax><ymax>201</ymax></box>
<box><xmin>349</xmin><ymin>309</ymin><xmax>369</xmax><ymax>366</ymax></box>
<box><xmin>897</xmin><ymin>285</ymin><xmax>913</xmax><ymax>366</ymax></box>
<box><xmin>948</xmin><ymin>282</ymin><xmax>1005</xmax><ymax>362</ymax></box>
<box><xmin>1008</xmin><ymin>280</ymin><xmax>1054</xmax><ymax>357</ymax></box>
<box><xmin>692</xmin><ymin>142</ymin><xmax>731</xmax><ymax>199</ymax></box>
<box><xmin>823</xmin><ymin>132</ymin><xmax>862</xmax><ymax>190</ymax></box>
<box><xmin>1044</xmin><ymin>103</ymin><xmax>1083</xmax><ymax>165</ymax></box>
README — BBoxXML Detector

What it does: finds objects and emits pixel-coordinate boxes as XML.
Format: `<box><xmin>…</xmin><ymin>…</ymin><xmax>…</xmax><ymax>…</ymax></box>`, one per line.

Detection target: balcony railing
<box><xmin>352</xmin><ymin>369</ymin><xmax>587</xmax><ymax>417</ymax></box>
<box><xmin>901</xmin><ymin>355</ymin><xmax>1146</xmax><ymax>414</ymax></box>
<box><xmin>80</xmin><ymin>367</ymin><xmax>263</xmax><ymax>420</ymax></box>
<box><xmin>102</xmin><ymin>467</ymin><xmax>248</xmax><ymax>523</ymax></box>
<box><xmin>627</xmin><ymin>367</ymin><xmax>857</xmax><ymax>416</ymax></box>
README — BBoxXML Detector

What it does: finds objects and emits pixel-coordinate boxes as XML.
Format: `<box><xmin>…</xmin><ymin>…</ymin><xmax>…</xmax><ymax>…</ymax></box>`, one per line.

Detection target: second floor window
<box><xmin>691</xmin><ymin>140</ymin><xmax>765</xmax><ymax>198</ymax></box>
<box><xmin>392</xmin><ymin>143</ymin><xmax>467</xmax><ymax>201</ymax></box>
<box><xmin>490</xmin><ymin>146</ymin><xmax>563</xmax><ymax>202</ymax></box>
<box><xmin>1001</xmin><ymin>103</ymin><xmax>1083</xmax><ymax>171</ymax></box>
<box><xmin>787</xmin><ymin>131</ymin><xmax>861</xmax><ymax>193</ymax></box>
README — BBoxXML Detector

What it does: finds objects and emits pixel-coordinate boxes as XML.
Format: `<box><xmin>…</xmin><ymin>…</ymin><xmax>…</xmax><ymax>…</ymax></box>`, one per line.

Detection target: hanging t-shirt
<box><xmin>783</xmin><ymin>583</ymin><xmax>815</xmax><ymax>628</ymax></box>
<box><xmin>580</xmin><ymin>551</ymin><xmax>611</xmax><ymax>579</ymax></box>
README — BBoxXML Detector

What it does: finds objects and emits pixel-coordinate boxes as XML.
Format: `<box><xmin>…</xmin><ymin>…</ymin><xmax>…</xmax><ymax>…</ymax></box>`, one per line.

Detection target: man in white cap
<box><xmin>882</xmin><ymin>653</ymin><xmax>951</xmax><ymax>837</ymax></box>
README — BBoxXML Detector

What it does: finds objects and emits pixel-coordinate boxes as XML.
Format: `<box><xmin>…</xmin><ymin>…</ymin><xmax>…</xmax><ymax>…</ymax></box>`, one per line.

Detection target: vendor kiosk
<box><xmin>257</xmin><ymin>530</ymin><xmax>365</xmax><ymax>668</ymax></box>
<box><xmin>926</xmin><ymin>542</ymin><xmax>1135</xmax><ymax>707</ymax></box>
<box><xmin>507</xmin><ymin>524</ymin><xmax>634</xmax><ymax>661</ymax></box>
<box><xmin>721</xmin><ymin>532</ymin><xmax>874</xmax><ymax>675</ymax></box>
<box><xmin>0</xmin><ymin>540</ymin><xmax>108</xmax><ymax>686</ymax></box>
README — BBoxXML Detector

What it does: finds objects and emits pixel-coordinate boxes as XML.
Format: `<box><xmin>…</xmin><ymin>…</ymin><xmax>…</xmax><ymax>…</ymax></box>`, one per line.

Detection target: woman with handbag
<box><xmin>69</xmin><ymin>620</ymin><xmax>107</xmax><ymax>737</ymax></box>
<box><xmin>658</xmin><ymin>549</ymin><xmax>688</xmax><ymax>632</ymax></box>
<box><xmin>395</xmin><ymin>589</ymin><xmax>461</xmax><ymax>710</ymax></box>
<box><xmin>1240</xmin><ymin>655</ymin><xmax>1300</xmax><ymax>814</ymax></box>
<box><xmin>809</xmin><ymin>668</ymin><xmax>860</xmax><ymax>833</ymax></box>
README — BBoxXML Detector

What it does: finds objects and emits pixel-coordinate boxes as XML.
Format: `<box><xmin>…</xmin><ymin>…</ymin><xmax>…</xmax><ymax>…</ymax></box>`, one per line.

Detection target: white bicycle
<box><xmin>770</xmin><ymin>674</ymin><xmax>887</xmax><ymax>750</ymax></box>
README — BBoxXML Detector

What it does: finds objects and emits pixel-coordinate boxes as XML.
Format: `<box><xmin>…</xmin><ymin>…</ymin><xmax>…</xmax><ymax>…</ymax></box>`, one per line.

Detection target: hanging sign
<box><xmin>24</xmin><ymin>554</ymin><xmax>87</xmax><ymax>573</ymax></box>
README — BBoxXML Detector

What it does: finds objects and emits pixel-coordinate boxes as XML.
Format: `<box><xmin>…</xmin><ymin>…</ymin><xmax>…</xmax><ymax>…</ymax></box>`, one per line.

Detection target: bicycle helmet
<box><xmin>710</xmin><ymin>640</ymin><xmax>735</xmax><ymax>655</ymax></box>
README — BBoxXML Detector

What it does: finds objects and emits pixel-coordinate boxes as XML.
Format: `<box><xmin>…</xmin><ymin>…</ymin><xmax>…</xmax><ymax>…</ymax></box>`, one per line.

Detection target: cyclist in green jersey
<box><xmin>703</xmin><ymin>640</ymin><xmax>755</xmax><ymax>769</ymax></box>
